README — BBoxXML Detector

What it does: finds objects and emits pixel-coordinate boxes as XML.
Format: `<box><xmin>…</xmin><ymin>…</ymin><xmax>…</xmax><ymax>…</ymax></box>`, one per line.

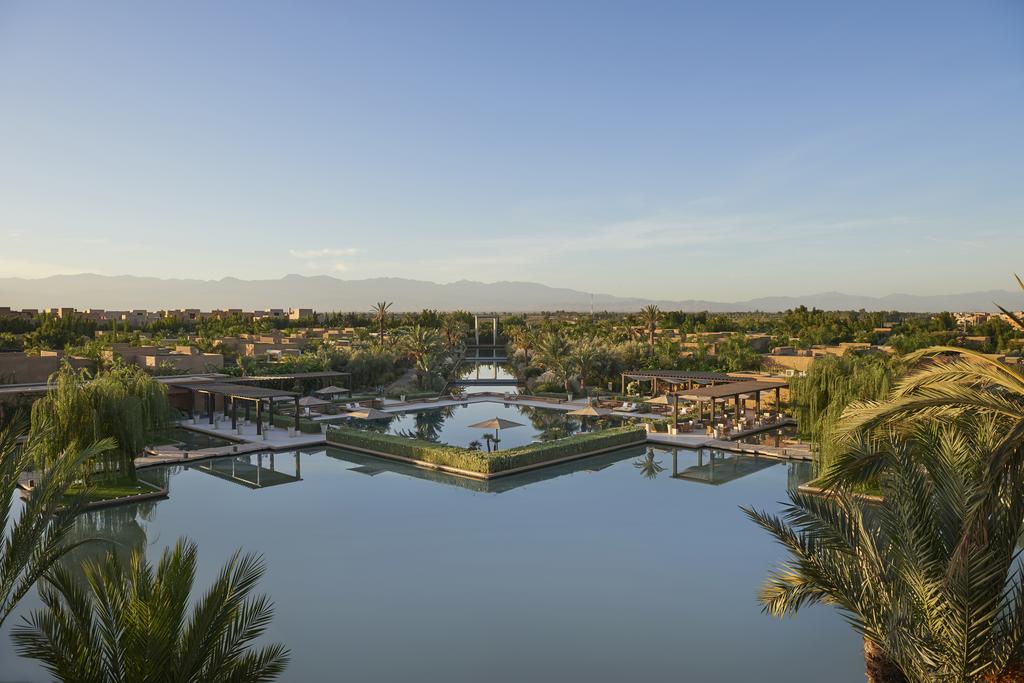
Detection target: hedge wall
<box><xmin>270</xmin><ymin>412</ymin><xmax>323</xmax><ymax>434</ymax></box>
<box><xmin>326</xmin><ymin>424</ymin><xmax>646</xmax><ymax>475</ymax></box>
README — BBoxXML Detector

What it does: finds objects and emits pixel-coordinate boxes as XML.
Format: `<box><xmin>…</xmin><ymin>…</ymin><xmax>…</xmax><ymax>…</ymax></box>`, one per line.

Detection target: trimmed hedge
<box><xmin>326</xmin><ymin>424</ymin><xmax>646</xmax><ymax>475</ymax></box>
<box><xmin>270</xmin><ymin>412</ymin><xmax>323</xmax><ymax>434</ymax></box>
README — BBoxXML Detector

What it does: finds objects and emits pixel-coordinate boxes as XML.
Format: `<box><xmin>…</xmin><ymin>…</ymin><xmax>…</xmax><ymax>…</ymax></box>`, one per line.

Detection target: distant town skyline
<box><xmin>1</xmin><ymin>1</ymin><xmax>1022</xmax><ymax>300</ymax></box>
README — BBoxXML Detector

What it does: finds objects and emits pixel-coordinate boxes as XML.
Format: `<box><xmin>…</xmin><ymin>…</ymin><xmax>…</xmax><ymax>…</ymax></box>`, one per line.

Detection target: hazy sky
<box><xmin>1</xmin><ymin>1</ymin><xmax>1022</xmax><ymax>300</ymax></box>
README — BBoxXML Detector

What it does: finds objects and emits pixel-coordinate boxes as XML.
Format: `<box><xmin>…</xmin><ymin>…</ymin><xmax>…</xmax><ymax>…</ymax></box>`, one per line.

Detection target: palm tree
<box><xmin>744</xmin><ymin>421</ymin><xmax>1024</xmax><ymax>682</ymax></box>
<box><xmin>535</xmin><ymin>332</ymin><xmax>574</xmax><ymax>395</ymax></box>
<box><xmin>0</xmin><ymin>426</ymin><xmax>114</xmax><ymax>627</ymax></box>
<box><xmin>570</xmin><ymin>341</ymin><xmax>600</xmax><ymax>395</ymax></box>
<box><xmin>821</xmin><ymin>346</ymin><xmax>1024</xmax><ymax>574</ymax></box>
<box><xmin>440</xmin><ymin>313</ymin><xmax>467</xmax><ymax>351</ymax></box>
<box><xmin>639</xmin><ymin>305</ymin><xmax>661</xmax><ymax>355</ymax></box>
<box><xmin>400</xmin><ymin>325</ymin><xmax>443</xmax><ymax>390</ymax></box>
<box><xmin>371</xmin><ymin>301</ymin><xmax>392</xmax><ymax>348</ymax></box>
<box><xmin>13</xmin><ymin>537</ymin><xmax>290</xmax><ymax>682</ymax></box>
<box><xmin>995</xmin><ymin>273</ymin><xmax>1023</xmax><ymax>329</ymax></box>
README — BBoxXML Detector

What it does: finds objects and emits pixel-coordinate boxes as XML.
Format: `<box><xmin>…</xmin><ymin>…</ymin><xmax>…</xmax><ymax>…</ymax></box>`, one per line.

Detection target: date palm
<box><xmin>371</xmin><ymin>301</ymin><xmax>392</xmax><ymax>348</ymax></box>
<box><xmin>401</xmin><ymin>325</ymin><xmax>443</xmax><ymax>389</ymax></box>
<box><xmin>570</xmin><ymin>341</ymin><xmax>600</xmax><ymax>394</ymax></box>
<box><xmin>1</xmin><ymin>424</ymin><xmax>114</xmax><ymax>627</ymax></box>
<box><xmin>440</xmin><ymin>313</ymin><xmax>467</xmax><ymax>351</ymax></box>
<box><xmin>745</xmin><ymin>421</ymin><xmax>1024</xmax><ymax>682</ymax></box>
<box><xmin>535</xmin><ymin>332</ymin><xmax>574</xmax><ymax>395</ymax></box>
<box><xmin>639</xmin><ymin>305</ymin><xmax>661</xmax><ymax>354</ymax></box>
<box><xmin>13</xmin><ymin>537</ymin><xmax>290</xmax><ymax>682</ymax></box>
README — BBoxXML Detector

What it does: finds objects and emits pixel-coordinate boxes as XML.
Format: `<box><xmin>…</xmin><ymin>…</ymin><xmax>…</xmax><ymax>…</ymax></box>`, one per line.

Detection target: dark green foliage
<box><xmin>13</xmin><ymin>537</ymin><xmax>290</xmax><ymax>682</ymax></box>
<box><xmin>327</xmin><ymin>424</ymin><xmax>646</xmax><ymax>474</ymax></box>
<box><xmin>28</xmin><ymin>363</ymin><xmax>172</xmax><ymax>481</ymax></box>
<box><xmin>789</xmin><ymin>353</ymin><xmax>901</xmax><ymax>471</ymax></box>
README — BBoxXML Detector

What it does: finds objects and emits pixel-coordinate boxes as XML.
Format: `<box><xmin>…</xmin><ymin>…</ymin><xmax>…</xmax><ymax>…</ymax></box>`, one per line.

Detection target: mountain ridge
<box><xmin>0</xmin><ymin>274</ymin><xmax>1018</xmax><ymax>313</ymax></box>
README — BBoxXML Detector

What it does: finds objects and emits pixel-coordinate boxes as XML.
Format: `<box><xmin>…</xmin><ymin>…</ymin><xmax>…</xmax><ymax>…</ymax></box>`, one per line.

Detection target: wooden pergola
<box><xmin>620</xmin><ymin>370</ymin><xmax>745</xmax><ymax>396</ymax></box>
<box><xmin>173</xmin><ymin>382</ymin><xmax>301</xmax><ymax>435</ymax></box>
<box><xmin>673</xmin><ymin>379</ymin><xmax>788</xmax><ymax>425</ymax></box>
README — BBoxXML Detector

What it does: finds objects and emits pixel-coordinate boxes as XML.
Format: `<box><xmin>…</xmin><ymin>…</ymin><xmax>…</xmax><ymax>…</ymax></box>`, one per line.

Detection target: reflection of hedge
<box><xmin>326</xmin><ymin>424</ymin><xmax>646</xmax><ymax>475</ymax></box>
<box><xmin>270</xmin><ymin>413</ymin><xmax>323</xmax><ymax>434</ymax></box>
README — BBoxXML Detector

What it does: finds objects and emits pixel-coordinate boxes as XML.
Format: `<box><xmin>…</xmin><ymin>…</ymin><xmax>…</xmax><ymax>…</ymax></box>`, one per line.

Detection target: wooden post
<box><xmin>208</xmin><ymin>393</ymin><xmax>214</xmax><ymax>425</ymax></box>
<box><xmin>268</xmin><ymin>397</ymin><xmax>274</xmax><ymax>431</ymax></box>
<box><xmin>734</xmin><ymin>394</ymin><xmax>741</xmax><ymax>422</ymax></box>
<box><xmin>294</xmin><ymin>396</ymin><xmax>300</xmax><ymax>431</ymax></box>
<box><xmin>231</xmin><ymin>397</ymin><xmax>238</xmax><ymax>430</ymax></box>
<box><xmin>711</xmin><ymin>398</ymin><xmax>716</xmax><ymax>423</ymax></box>
<box><xmin>256</xmin><ymin>400</ymin><xmax>263</xmax><ymax>435</ymax></box>
<box><xmin>775</xmin><ymin>386</ymin><xmax>781</xmax><ymax>418</ymax></box>
<box><xmin>673</xmin><ymin>393</ymin><xmax>679</xmax><ymax>428</ymax></box>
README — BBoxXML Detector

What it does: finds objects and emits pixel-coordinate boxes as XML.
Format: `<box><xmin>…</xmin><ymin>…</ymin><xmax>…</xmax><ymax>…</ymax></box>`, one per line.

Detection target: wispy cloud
<box><xmin>289</xmin><ymin>247</ymin><xmax>363</xmax><ymax>274</ymax></box>
<box><xmin>288</xmin><ymin>247</ymin><xmax>362</xmax><ymax>259</ymax></box>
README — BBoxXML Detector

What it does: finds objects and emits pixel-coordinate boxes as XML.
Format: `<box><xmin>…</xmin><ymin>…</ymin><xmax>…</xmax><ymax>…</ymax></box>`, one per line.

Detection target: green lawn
<box><xmin>65</xmin><ymin>479</ymin><xmax>160</xmax><ymax>504</ymax></box>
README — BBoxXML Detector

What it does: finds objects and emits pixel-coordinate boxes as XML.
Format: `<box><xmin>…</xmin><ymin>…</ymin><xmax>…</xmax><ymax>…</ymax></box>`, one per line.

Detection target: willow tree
<box><xmin>29</xmin><ymin>363</ymin><xmax>171</xmax><ymax>482</ymax></box>
<box><xmin>788</xmin><ymin>353</ymin><xmax>900</xmax><ymax>472</ymax></box>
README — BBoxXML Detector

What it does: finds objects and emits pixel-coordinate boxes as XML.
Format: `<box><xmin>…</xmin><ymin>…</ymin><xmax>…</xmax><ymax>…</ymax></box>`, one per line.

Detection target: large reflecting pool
<box><xmin>350</xmin><ymin>400</ymin><xmax>634</xmax><ymax>449</ymax></box>
<box><xmin>1</xmin><ymin>445</ymin><xmax>863</xmax><ymax>682</ymax></box>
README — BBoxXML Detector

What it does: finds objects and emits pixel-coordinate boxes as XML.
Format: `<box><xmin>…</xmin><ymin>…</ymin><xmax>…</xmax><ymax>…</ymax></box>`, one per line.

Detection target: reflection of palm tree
<box><xmin>633</xmin><ymin>449</ymin><xmax>664</xmax><ymax>479</ymax></box>
<box><xmin>395</xmin><ymin>406</ymin><xmax>452</xmax><ymax>442</ymax></box>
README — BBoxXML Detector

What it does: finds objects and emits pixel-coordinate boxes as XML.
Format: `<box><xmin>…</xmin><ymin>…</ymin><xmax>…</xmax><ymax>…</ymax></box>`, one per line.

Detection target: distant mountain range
<box><xmin>0</xmin><ymin>274</ymin><xmax>1019</xmax><ymax>313</ymax></box>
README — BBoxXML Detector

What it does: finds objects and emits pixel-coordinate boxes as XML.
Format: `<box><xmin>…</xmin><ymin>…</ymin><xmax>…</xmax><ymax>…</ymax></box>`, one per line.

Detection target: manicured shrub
<box><xmin>326</xmin><ymin>424</ymin><xmax>646</xmax><ymax>474</ymax></box>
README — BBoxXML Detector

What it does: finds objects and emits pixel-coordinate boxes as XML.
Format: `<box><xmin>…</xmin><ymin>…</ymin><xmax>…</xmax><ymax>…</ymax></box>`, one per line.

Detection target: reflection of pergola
<box><xmin>174</xmin><ymin>382</ymin><xmax>300</xmax><ymax>435</ymax></box>
<box><xmin>673</xmin><ymin>379</ymin><xmax>789</xmax><ymax>425</ymax></box>
<box><xmin>669</xmin><ymin>448</ymin><xmax>777</xmax><ymax>485</ymax></box>
<box><xmin>620</xmin><ymin>370</ymin><xmax>743</xmax><ymax>396</ymax></box>
<box><xmin>195</xmin><ymin>452</ymin><xmax>302</xmax><ymax>489</ymax></box>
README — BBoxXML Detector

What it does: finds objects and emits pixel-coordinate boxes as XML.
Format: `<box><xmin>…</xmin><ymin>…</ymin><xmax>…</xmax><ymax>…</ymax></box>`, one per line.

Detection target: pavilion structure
<box><xmin>673</xmin><ymin>379</ymin><xmax>788</xmax><ymax>425</ymax></box>
<box><xmin>172</xmin><ymin>381</ymin><xmax>300</xmax><ymax>436</ymax></box>
<box><xmin>619</xmin><ymin>370</ymin><xmax>746</xmax><ymax>397</ymax></box>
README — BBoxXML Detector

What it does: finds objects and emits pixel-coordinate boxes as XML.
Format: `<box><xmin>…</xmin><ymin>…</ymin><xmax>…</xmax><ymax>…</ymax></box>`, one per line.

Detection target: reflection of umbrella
<box><xmin>346</xmin><ymin>408</ymin><xmax>393</xmax><ymax>420</ymax></box>
<box><xmin>568</xmin><ymin>404</ymin><xmax>613</xmax><ymax>417</ymax></box>
<box><xmin>315</xmin><ymin>385</ymin><xmax>350</xmax><ymax>397</ymax></box>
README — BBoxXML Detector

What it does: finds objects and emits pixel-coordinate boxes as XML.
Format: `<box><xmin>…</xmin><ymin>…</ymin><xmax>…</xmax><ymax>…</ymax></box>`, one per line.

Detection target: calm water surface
<box><xmin>1</xmin><ymin>444</ymin><xmax>863</xmax><ymax>682</ymax></box>
<box><xmin>353</xmin><ymin>400</ymin><xmax>632</xmax><ymax>449</ymax></box>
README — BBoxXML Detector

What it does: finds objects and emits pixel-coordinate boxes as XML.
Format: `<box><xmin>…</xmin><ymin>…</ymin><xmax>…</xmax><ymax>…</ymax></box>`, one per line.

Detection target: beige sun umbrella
<box><xmin>645</xmin><ymin>393</ymin><xmax>683</xmax><ymax>425</ymax></box>
<box><xmin>467</xmin><ymin>417</ymin><xmax>524</xmax><ymax>431</ymax></box>
<box><xmin>567</xmin><ymin>404</ymin><xmax>614</xmax><ymax>417</ymax></box>
<box><xmin>346</xmin><ymin>407</ymin><xmax>393</xmax><ymax>420</ymax></box>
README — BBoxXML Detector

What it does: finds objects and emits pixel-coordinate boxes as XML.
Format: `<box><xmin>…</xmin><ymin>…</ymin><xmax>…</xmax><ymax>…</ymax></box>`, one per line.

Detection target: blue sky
<box><xmin>1</xmin><ymin>1</ymin><xmax>1021</xmax><ymax>300</ymax></box>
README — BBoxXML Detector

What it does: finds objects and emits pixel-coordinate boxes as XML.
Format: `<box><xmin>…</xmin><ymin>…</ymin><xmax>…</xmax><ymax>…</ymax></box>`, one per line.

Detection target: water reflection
<box><xmin>347</xmin><ymin>402</ymin><xmax>634</xmax><ymax>449</ymax></box>
<box><xmin>194</xmin><ymin>451</ymin><xmax>303</xmax><ymax>489</ymax></box>
<box><xmin>670</xmin><ymin>448</ymin><xmax>779</xmax><ymax>486</ymax></box>
<box><xmin>633</xmin><ymin>449</ymin><xmax>665</xmax><ymax>479</ymax></box>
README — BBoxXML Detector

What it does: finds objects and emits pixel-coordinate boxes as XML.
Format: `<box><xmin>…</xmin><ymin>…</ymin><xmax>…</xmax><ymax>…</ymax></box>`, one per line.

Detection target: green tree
<box><xmin>639</xmin><ymin>305</ymin><xmax>661</xmax><ymax>355</ymax></box>
<box><xmin>715</xmin><ymin>333</ymin><xmax>761</xmax><ymax>372</ymax></box>
<box><xmin>371</xmin><ymin>301</ymin><xmax>392</xmax><ymax>348</ymax></box>
<box><xmin>13</xmin><ymin>537</ymin><xmax>290</xmax><ymax>682</ymax></box>
<box><xmin>745</xmin><ymin>421</ymin><xmax>1024</xmax><ymax>682</ymax></box>
<box><xmin>28</xmin><ymin>363</ymin><xmax>171</xmax><ymax>482</ymax></box>
<box><xmin>400</xmin><ymin>325</ymin><xmax>444</xmax><ymax>390</ymax></box>
<box><xmin>0</xmin><ymin>424</ymin><xmax>114</xmax><ymax>627</ymax></box>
